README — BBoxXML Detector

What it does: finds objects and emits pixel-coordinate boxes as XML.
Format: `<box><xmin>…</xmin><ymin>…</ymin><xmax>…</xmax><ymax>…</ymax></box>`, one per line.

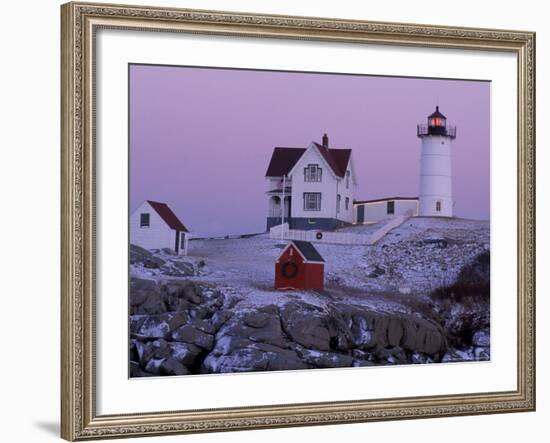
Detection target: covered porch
<box><xmin>266</xmin><ymin>189</ymin><xmax>292</xmax><ymax>230</ymax></box>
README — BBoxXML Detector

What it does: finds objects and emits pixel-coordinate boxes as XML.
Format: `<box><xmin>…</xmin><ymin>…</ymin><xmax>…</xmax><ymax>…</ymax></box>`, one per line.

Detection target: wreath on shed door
<box><xmin>281</xmin><ymin>261</ymin><xmax>299</xmax><ymax>279</ymax></box>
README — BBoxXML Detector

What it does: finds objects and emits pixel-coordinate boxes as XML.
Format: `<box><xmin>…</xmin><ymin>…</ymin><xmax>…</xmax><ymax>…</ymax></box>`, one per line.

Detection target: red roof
<box><xmin>313</xmin><ymin>143</ymin><xmax>351</xmax><ymax>178</ymax></box>
<box><xmin>280</xmin><ymin>240</ymin><xmax>324</xmax><ymax>263</ymax></box>
<box><xmin>265</xmin><ymin>147</ymin><xmax>306</xmax><ymax>177</ymax></box>
<box><xmin>146</xmin><ymin>200</ymin><xmax>189</xmax><ymax>232</ymax></box>
<box><xmin>265</xmin><ymin>143</ymin><xmax>351</xmax><ymax>178</ymax></box>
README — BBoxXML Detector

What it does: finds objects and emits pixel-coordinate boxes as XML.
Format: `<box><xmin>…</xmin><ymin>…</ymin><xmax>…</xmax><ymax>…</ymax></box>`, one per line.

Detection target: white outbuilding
<box><xmin>354</xmin><ymin>197</ymin><xmax>419</xmax><ymax>224</ymax></box>
<box><xmin>130</xmin><ymin>200</ymin><xmax>189</xmax><ymax>255</ymax></box>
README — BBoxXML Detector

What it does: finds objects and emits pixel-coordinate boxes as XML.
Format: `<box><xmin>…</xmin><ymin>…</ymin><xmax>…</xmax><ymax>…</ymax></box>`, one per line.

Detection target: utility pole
<box><xmin>281</xmin><ymin>174</ymin><xmax>286</xmax><ymax>241</ymax></box>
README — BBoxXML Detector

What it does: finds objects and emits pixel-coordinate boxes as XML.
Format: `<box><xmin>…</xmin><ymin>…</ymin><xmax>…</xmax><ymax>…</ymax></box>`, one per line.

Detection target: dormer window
<box><xmin>304</xmin><ymin>164</ymin><xmax>322</xmax><ymax>182</ymax></box>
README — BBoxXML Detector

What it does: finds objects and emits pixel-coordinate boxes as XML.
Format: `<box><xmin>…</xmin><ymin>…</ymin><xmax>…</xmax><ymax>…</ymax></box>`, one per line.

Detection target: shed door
<box><xmin>357</xmin><ymin>205</ymin><xmax>365</xmax><ymax>223</ymax></box>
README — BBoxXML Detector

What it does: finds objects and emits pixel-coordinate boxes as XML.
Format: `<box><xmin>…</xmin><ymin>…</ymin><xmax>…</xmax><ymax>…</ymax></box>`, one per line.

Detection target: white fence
<box><xmin>270</xmin><ymin>223</ymin><xmax>372</xmax><ymax>245</ymax></box>
<box><xmin>269</xmin><ymin>211</ymin><xmax>413</xmax><ymax>246</ymax></box>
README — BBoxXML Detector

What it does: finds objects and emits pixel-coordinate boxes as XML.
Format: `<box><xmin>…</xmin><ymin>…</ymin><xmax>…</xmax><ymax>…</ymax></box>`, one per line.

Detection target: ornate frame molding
<box><xmin>61</xmin><ymin>2</ymin><xmax>535</xmax><ymax>440</ymax></box>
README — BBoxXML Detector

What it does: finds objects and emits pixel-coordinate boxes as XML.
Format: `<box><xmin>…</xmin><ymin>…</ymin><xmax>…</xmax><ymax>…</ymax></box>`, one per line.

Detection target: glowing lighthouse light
<box><xmin>416</xmin><ymin>106</ymin><xmax>457</xmax><ymax>217</ymax></box>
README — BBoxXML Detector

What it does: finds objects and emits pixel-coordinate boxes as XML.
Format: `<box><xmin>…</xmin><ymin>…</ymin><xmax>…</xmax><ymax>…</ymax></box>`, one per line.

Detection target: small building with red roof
<box><xmin>265</xmin><ymin>133</ymin><xmax>356</xmax><ymax>231</ymax></box>
<box><xmin>130</xmin><ymin>200</ymin><xmax>190</xmax><ymax>255</ymax></box>
<box><xmin>275</xmin><ymin>241</ymin><xmax>325</xmax><ymax>290</ymax></box>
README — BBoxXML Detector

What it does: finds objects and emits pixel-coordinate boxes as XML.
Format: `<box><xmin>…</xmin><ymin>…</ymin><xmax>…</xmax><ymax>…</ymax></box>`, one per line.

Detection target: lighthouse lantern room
<box><xmin>417</xmin><ymin>106</ymin><xmax>456</xmax><ymax>217</ymax></box>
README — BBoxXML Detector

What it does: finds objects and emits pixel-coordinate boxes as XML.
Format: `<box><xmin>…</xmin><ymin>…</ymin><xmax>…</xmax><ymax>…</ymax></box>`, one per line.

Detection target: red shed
<box><xmin>275</xmin><ymin>240</ymin><xmax>325</xmax><ymax>290</ymax></box>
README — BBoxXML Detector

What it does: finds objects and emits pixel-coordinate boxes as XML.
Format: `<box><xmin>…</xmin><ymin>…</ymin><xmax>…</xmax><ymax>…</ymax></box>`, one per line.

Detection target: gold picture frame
<box><xmin>61</xmin><ymin>2</ymin><xmax>536</xmax><ymax>440</ymax></box>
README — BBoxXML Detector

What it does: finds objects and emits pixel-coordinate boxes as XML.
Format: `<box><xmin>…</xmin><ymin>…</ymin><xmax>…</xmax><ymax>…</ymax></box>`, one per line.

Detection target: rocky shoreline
<box><xmin>130</xmin><ymin>278</ymin><xmax>452</xmax><ymax>376</ymax></box>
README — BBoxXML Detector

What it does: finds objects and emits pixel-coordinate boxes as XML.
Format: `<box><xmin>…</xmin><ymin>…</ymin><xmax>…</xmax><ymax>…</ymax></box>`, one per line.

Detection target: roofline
<box><xmin>277</xmin><ymin>240</ymin><xmax>324</xmax><ymax>263</ymax></box>
<box><xmin>144</xmin><ymin>200</ymin><xmax>189</xmax><ymax>232</ymax></box>
<box><xmin>354</xmin><ymin>196</ymin><xmax>419</xmax><ymax>204</ymax></box>
<box><xmin>313</xmin><ymin>143</ymin><xmax>352</xmax><ymax>178</ymax></box>
<box><xmin>286</xmin><ymin>143</ymin><xmax>338</xmax><ymax>180</ymax></box>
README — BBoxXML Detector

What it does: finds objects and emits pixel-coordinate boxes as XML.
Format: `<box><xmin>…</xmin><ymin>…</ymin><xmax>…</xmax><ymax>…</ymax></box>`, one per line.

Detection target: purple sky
<box><xmin>130</xmin><ymin>64</ymin><xmax>490</xmax><ymax>237</ymax></box>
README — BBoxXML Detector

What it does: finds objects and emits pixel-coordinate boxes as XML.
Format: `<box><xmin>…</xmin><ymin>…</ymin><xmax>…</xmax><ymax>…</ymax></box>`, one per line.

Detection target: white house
<box><xmin>130</xmin><ymin>200</ymin><xmax>190</xmax><ymax>255</ymax></box>
<box><xmin>354</xmin><ymin>197</ymin><xmax>419</xmax><ymax>224</ymax></box>
<box><xmin>265</xmin><ymin>134</ymin><xmax>356</xmax><ymax>231</ymax></box>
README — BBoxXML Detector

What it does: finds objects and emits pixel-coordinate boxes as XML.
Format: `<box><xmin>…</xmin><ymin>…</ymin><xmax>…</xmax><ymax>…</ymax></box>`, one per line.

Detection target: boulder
<box><xmin>130</xmin><ymin>361</ymin><xmax>152</xmax><ymax>377</ymax></box>
<box><xmin>134</xmin><ymin>312</ymin><xmax>190</xmax><ymax>339</ymax></box>
<box><xmin>160</xmin><ymin>357</ymin><xmax>190</xmax><ymax>376</ymax></box>
<box><xmin>129</xmin><ymin>244</ymin><xmax>152</xmax><ymax>263</ymax></box>
<box><xmin>353</xmin><ymin>360</ymin><xmax>376</xmax><ymax>367</ymax></box>
<box><xmin>170</xmin><ymin>260</ymin><xmax>195</xmax><ymax>276</ymax></box>
<box><xmin>189</xmin><ymin>318</ymin><xmax>215</xmax><ymax>335</ymax></box>
<box><xmin>211</xmin><ymin>310</ymin><xmax>232</xmax><ymax>330</ymax></box>
<box><xmin>374</xmin><ymin>345</ymin><xmax>408</xmax><ymax>364</ymax></box>
<box><xmin>130</xmin><ymin>278</ymin><xmax>165</xmax><ymax>315</ymax></box>
<box><xmin>387</xmin><ymin>317</ymin><xmax>404</xmax><ymax>347</ymax></box>
<box><xmin>472</xmin><ymin>330</ymin><xmax>490</xmax><ymax>347</ymax></box>
<box><xmin>423</xmin><ymin>329</ymin><xmax>444</xmax><ymax>355</ymax></box>
<box><xmin>129</xmin><ymin>316</ymin><xmax>147</xmax><ymax>335</ymax></box>
<box><xmin>169</xmin><ymin>342</ymin><xmax>203</xmax><ymax>367</ymax></box>
<box><xmin>280</xmin><ymin>303</ymin><xmax>331</xmax><ymax>351</ymax></box>
<box><xmin>143</xmin><ymin>256</ymin><xmax>166</xmax><ymax>269</ymax></box>
<box><xmin>171</xmin><ymin>325</ymin><xmax>214</xmax><ymax>350</ymax></box>
<box><xmin>441</xmin><ymin>348</ymin><xmax>474</xmax><ymax>363</ymax></box>
<box><xmin>134</xmin><ymin>339</ymin><xmax>172</xmax><ymax>366</ymax></box>
<box><xmin>136</xmin><ymin>315</ymin><xmax>171</xmax><ymax>339</ymax></box>
<box><xmin>145</xmin><ymin>357</ymin><xmax>189</xmax><ymax>376</ymax></box>
<box><xmin>243</xmin><ymin>311</ymin><xmax>272</xmax><ymax>328</ymax></box>
<box><xmin>202</xmin><ymin>343</ymin><xmax>308</xmax><ymax>373</ymax></box>
<box><xmin>130</xmin><ymin>244</ymin><xmax>166</xmax><ymax>268</ymax></box>
<box><xmin>160</xmin><ymin>260</ymin><xmax>195</xmax><ymax>277</ymax></box>
<box><xmin>296</xmin><ymin>347</ymin><xmax>354</xmax><ymax>368</ymax></box>
<box><xmin>349</xmin><ymin>313</ymin><xmax>377</xmax><ymax>349</ymax></box>
<box><xmin>474</xmin><ymin>346</ymin><xmax>490</xmax><ymax>361</ymax></box>
<box><xmin>162</xmin><ymin>280</ymin><xmax>202</xmax><ymax>305</ymax></box>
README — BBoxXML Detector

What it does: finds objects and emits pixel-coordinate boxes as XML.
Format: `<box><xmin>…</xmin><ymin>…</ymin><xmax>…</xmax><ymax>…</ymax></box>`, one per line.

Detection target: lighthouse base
<box><xmin>419</xmin><ymin>196</ymin><xmax>453</xmax><ymax>217</ymax></box>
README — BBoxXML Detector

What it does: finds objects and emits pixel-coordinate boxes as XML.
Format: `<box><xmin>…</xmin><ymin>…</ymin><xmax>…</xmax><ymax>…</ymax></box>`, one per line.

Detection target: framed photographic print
<box><xmin>61</xmin><ymin>1</ymin><xmax>536</xmax><ymax>440</ymax></box>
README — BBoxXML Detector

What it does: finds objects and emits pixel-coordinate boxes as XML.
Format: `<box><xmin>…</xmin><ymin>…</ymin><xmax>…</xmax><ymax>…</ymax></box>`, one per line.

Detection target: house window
<box><xmin>345</xmin><ymin>197</ymin><xmax>350</xmax><ymax>211</ymax></box>
<box><xmin>346</xmin><ymin>171</ymin><xmax>350</xmax><ymax>189</ymax></box>
<box><xmin>304</xmin><ymin>164</ymin><xmax>322</xmax><ymax>182</ymax></box>
<box><xmin>436</xmin><ymin>201</ymin><xmax>442</xmax><ymax>212</ymax></box>
<box><xmin>337</xmin><ymin>194</ymin><xmax>341</xmax><ymax>213</ymax></box>
<box><xmin>387</xmin><ymin>201</ymin><xmax>395</xmax><ymax>215</ymax></box>
<box><xmin>303</xmin><ymin>193</ymin><xmax>321</xmax><ymax>211</ymax></box>
<box><xmin>140</xmin><ymin>213</ymin><xmax>150</xmax><ymax>227</ymax></box>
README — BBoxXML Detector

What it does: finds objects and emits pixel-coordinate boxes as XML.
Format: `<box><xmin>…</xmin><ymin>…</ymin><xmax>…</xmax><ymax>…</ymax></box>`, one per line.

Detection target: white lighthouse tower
<box><xmin>417</xmin><ymin>106</ymin><xmax>456</xmax><ymax>217</ymax></box>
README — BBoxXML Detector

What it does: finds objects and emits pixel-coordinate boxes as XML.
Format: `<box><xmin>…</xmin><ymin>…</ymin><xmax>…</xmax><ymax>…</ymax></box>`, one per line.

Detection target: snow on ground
<box><xmin>138</xmin><ymin>217</ymin><xmax>490</xmax><ymax>315</ymax></box>
<box><xmin>325</xmin><ymin>217</ymin><xmax>490</xmax><ymax>294</ymax></box>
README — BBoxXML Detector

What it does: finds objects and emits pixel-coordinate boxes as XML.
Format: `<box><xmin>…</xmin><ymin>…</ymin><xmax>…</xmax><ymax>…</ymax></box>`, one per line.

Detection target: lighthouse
<box><xmin>417</xmin><ymin>106</ymin><xmax>456</xmax><ymax>217</ymax></box>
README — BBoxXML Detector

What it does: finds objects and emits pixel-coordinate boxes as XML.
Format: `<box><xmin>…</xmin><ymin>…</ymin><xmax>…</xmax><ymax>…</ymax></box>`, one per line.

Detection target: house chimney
<box><xmin>322</xmin><ymin>133</ymin><xmax>329</xmax><ymax>148</ymax></box>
